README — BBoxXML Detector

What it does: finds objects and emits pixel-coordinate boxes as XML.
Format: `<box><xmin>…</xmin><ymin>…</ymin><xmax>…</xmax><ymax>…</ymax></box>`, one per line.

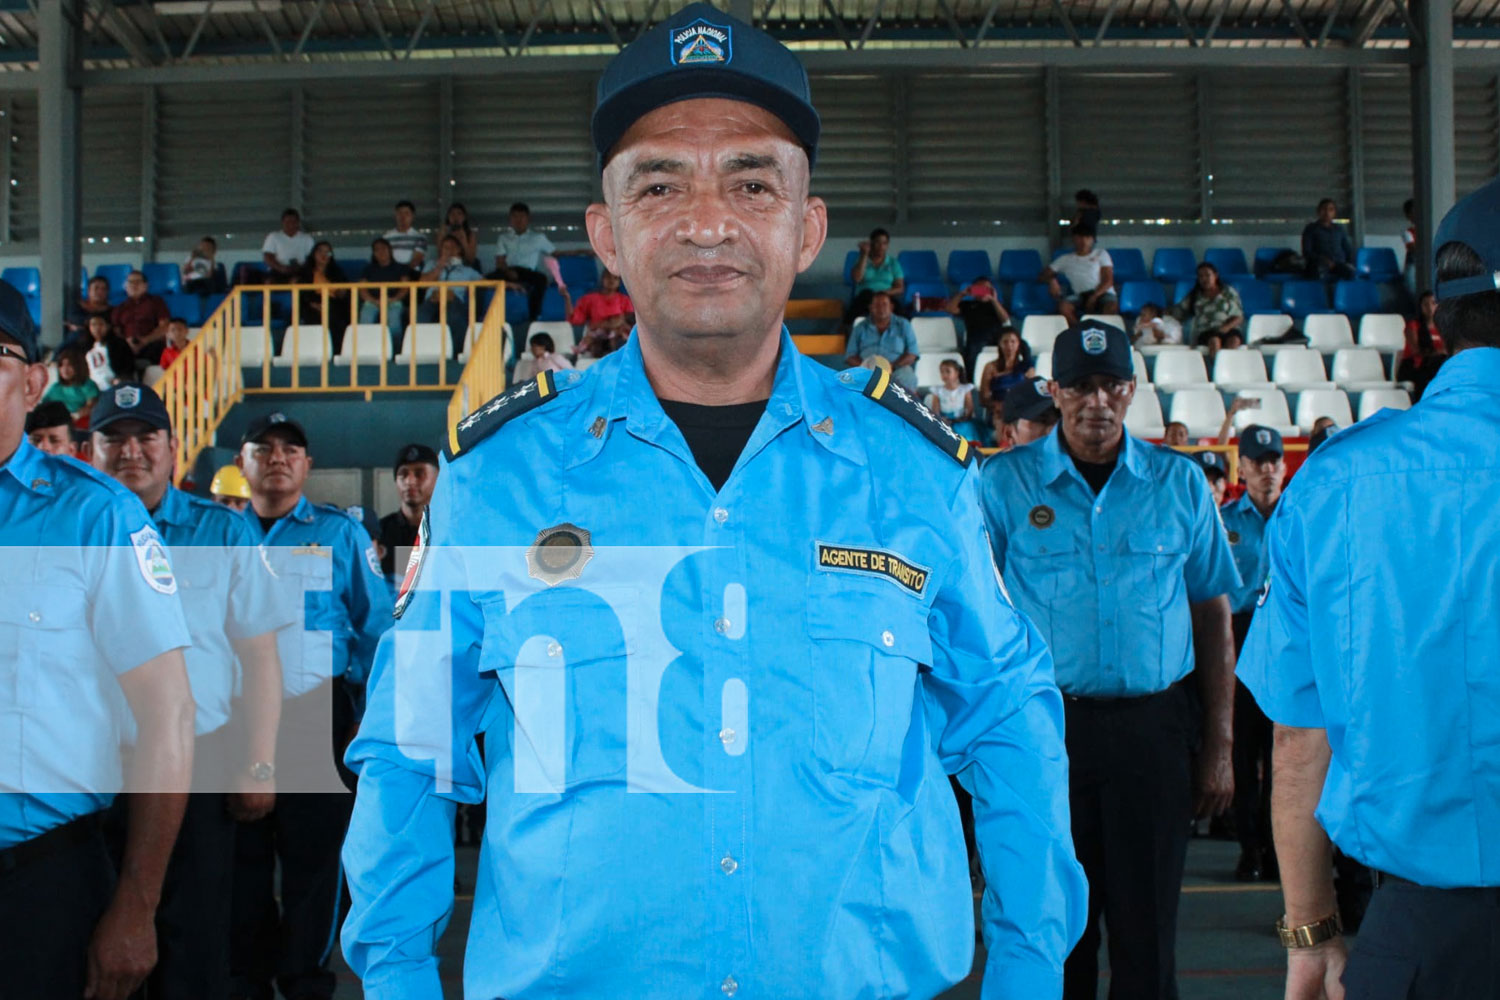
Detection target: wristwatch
<box><xmin>248</xmin><ymin>761</ymin><xmax>276</xmax><ymax>782</ymax></box>
<box><xmin>1276</xmin><ymin>913</ymin><xmax>1342</xmax><ymax>948</ymax></box>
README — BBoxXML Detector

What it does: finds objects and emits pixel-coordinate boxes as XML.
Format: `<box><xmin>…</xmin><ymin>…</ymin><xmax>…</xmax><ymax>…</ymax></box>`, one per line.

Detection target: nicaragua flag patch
<box><xmin>130</xmin><ymin>526</ymin><xmax>177</xmax><ymax>595</ymax></box>
<box><xmin>671</xmin><ymin>18</ymin><xmax>731</xmax><ymax>64</ymax></box>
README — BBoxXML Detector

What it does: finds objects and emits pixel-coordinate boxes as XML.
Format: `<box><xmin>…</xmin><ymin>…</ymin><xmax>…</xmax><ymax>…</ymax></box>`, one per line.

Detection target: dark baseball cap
<box><xmin>394</xmin><ymin>442</ymin><xmax>439</xmax><ymax>474</ymax></box>
<box><xmin>24</xmin><ymin>400</ymin><xmax>72</xmax><ymax>433</ymax></box>
<box><xmin>1308</xmin><ymin>422</ymin><xmax>1339</xmax><ymax>453</ymax></box>
<box><xmin>1050</xmin><ymin>319</ymin><xmax>1134</xmax><ymax>387</ymax></box>
<box><xmin>1434</xmin><ymin>177</ymin><xmax>1500</xmax><ymax>300</ymax></box>
<box><xmin>0</xmin><ymin>279</ymin><xmax>39</xmax><ymax>362</ymax></box>
<box><xmin>241</xmin><ymin>411</ymin><xmax>309</xmax><ymax>448</ymax></box>
<box><xmin>346</xmin><ymin>504</ymin><xmax>380</xmax><ymax>541</ymax></box>
<box><xmin>1003</xmin><ymin>377</ymin><xmax>1057</xmax><ymax>423</ymax></box>
<box><xmin>1238</xmin><ymin>424</ymin><xmax>1284</xmax><ymax>461</ymax></box>
<box><xmin>1192</xmin><ymin>450</ymin><xmax>1227</xmax><ymax>478</ymax></box>
<box><xmin>591</xmin><ymin>2</ymin><xmax>820</xmax><ymax>169</ymax></box>
<box><xmin>91</xmin><ymin>382</ymin><xmax>172</xmax><ymax>434</ymax></box>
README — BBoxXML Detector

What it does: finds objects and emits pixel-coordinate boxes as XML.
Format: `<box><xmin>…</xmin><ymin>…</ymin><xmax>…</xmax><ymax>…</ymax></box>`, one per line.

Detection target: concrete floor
<box><xmin>329</xmin><ymin>838</ymin><xmax>1290</xmax><ymax>999</ymax></box>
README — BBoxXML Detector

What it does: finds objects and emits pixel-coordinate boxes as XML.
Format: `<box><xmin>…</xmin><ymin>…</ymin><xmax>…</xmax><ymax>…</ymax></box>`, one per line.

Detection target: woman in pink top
<box><xmin>568</xmin><ymin>271</ymin><xmax>634</xmax><ymax>357</ymax></box>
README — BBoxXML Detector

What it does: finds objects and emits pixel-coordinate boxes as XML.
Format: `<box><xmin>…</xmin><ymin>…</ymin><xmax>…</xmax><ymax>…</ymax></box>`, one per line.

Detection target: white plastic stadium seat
<box><xmin>1081</xmin><ymin>314</ymin><xmax>1126</xmax><ymax>331</ymax></box>
<box><xmin>911</xmin><ymin>316</ymin><xmax>960</xmax><ymax>353</ymax></box>
<box><xmin>272</xmin><ymin>324</ymin><xmax>332</xmax><ymax>367</ymax></box>
<box><xmin>1151</xmin><ymin>350</ymin><xmax>1208</xmax><ymax>391</ymax></box>
<box><xmin>396</xmin><ymin>323</ymin><xmax>471</xmax><ymax>365</ymax></box>
<box><xmin>526</xmin><ymin>320</ymin><xmax>576</xmax><ymax>356</ymax></box>
<box><xmin>1358</xmin><ymin>313</ymin><xmax>1406</xmax><ymax>353</ymax></box>
<box><xmin>239</xmin><ymin>326</ymin><xmax>272</xmax><ymax>368</ymax></box>
<box><xmin>1132</xmin><ymin>350</ymin><xmax>1149</xmax><ymax>383</ymax></box>
<box><xmin>1033</xmin><ymin>351</ymin><xmax>1052</xmax><ymax>380</ymax></box>
<box><xmin>1294</xmin><ymin>389</ymin><xmax>1354</xmax><ymax>430</ymax></box>
<box><xmin>335</xmin><ymin>324</ymin><xmax>394</xmax><ymax>367</ymax></box>
<box><xmin>970</xmin><ymin>347</ymin><xmax>999</xmax><ymax>380</ymax></box>
<box><xmin>1225</xmin><ymin>388</ymin><xmax>1299</xmax><ymax>437</ymax></box>
<box><xmin>915</xmin><ymin>352</ymin><xmax>962</xmax><ymax>392</ymax></box>
<box><xmin>1246</xmin><ymin>313</ymin><xmax>1294</xmax><ymax>346</ymax></box>
<box><xmin>1356</xmin><ymin>388</ymin><xmax>1412</xmax><ymax>421</ymax></box>
<box><xmin>1125</xmin><ymin>387</ymin><xmax>1166</xmax><ymax>438</ymax></box>
<box><xmin>1211</xmin><ymin>349</ymin><xmax>1270</xmax><ymax>391</ymax></box>
<box><xmin>1270</xmin><ymin>348</ymin><xmax>1334</xmax><ymax>391</ymax></box>
<box><xmin>1303</xmin><ymin>313</ymin><xmax>1355</xmax><ymax>352</ymax></box>
<box><xmin>1021</xmin><ymin>314</ymin><xmax>1069</xmax><ymax>356</ymax></box>
<box><xmin>1167</xmin><ymin>387</ymin><xmax>1227</xmax><ymax>438</ymax></box>
<box><xmin>1331</xmin><ymin>348</ymin><xmax>1394</xmax><ymax>391</ymax></box>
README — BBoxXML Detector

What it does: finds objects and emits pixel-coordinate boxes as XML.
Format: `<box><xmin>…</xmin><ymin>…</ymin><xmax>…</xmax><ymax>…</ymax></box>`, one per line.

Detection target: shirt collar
<box><xmin>153</xmin><ymin>485</ymin><xmax>192</xmax><ymax>526</ymax></box>
<box><xmin>1039</xmin><ymin>425</ymin><xmax>1149</xmax><ymax>487</ymax></box>
<box><xmin>0</xmin><ymin>436</ymin><xmax>50</xmax><ymax>493</ymax></box>
<box><xmin>242</xmin><ymin>493</ymin><xmax>315</xmax><ymax>538</ymax></box>
<box><xmin>1420</xmin><ymin>346</ymin><xmax>1500</xmax><ymax>399</ymax></box>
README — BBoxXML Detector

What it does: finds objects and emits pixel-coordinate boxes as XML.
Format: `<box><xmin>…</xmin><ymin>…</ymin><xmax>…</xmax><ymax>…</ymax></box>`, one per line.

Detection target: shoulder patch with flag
<box><xmin>393</xmin><ymin>507</ymin><xmax>431</xmax><ymax>620</ymax></box>
<box><xmin>129</xmin><ymin>525</ymin><xmax>177</xmax><ymax>595</ymax></box>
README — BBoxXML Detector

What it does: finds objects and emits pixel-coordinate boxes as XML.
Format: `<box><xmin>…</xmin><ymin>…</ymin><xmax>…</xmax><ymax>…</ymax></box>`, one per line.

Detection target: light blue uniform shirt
<box><xmin>0</xmin><ymin>439</ymin><xmax>191</xmax><ymax>848</ymax></box>
<box><xmin>1239</xmin><ymin>347</ymin><xmax>1500</xmax><ymax>888</ymax></box>
<box><xmin>342</xmin><ymin>330</ymin><xmax>1086</xmax><ymax>1000</ymax></box>
<box><xmin>241</xmin><ymin>496</ymin><xmax>392</xmax><ymax>697</ymax></box>
<box><xmin>153</xmin><ymin>485</ymin><xmax>292</xmax><ymax>735</ymax></box>
<box><xmin>980</xmin><ymin>429</ymin><xmax>1240</xmax><ymax>697</ymax></box>
<box><xmin>1218</xmin><ymin>493</ymin><xmax>1274</xmax><ymax>616</ymax></box>
<box><xmin>495</xmin><ymin>228</ymin><xmax>555</xmax><ymax>272</ymax></box>
<box><xmin>847</xmin><ymin>314</ymin><xmax>919</xmax><ymax>365</ymax></box>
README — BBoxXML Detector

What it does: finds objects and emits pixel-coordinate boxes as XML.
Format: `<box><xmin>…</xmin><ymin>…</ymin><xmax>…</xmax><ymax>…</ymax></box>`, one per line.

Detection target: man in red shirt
<box><xmin>111</xmin><ymin>270</ymin><xmax>171</xmax><ymax>363</ymax></box>
<box><xmin>567</xmin><ymin>269</ymin><xmax>633</xmax><ymax>357</ymax></box>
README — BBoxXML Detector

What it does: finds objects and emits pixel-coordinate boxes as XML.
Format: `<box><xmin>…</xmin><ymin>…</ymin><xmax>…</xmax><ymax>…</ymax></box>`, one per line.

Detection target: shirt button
<box><xmin>722</xmin><ymin>976</ymin><xmax>739</xmax><ymax>996</ymax></box>
<box><xmin>1157</xmin><ymin>544</ymin><xmax>1164</xmax><ymax>552</ymax></box>
<box><xmin>720</xmin><ymin>855</ymin><xmax>738</xmax><ymax>874</ymax></box>
<box><xmin>546</xmin><ymin>642</ymin><xmax>562</xmax><ymax>658</ymax></box>
<box><xmin>27</xmin><ymin>611</ymin><xmax>39</xmax><ymax>623</ymax></box>
<box><xmin>719</xmin><ymin>728</ymin><xmax>736</xmax><ymax>745</ymax></box>
<box><xmin>881</xmin><ymin>629</ymin><xmax>895</xmax><ymax>647</ymax></box>
<box><xmin>713</xmin><ymin>507</ymin><xmax>729</xmax><ymax>524</ymax></box>
<box><xmin>1095</xmin><ymin>506</ymin><xmax>1103</xmax><ymax>514</ymax></box>
<box><xmin>714</xmin><ymin>618</ymin><xmax>731</xmax><ymax>635</ymax></box>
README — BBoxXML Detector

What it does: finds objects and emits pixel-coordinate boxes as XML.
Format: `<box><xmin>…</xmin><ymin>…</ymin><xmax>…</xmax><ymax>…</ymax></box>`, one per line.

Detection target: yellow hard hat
<box><xmin>210</xmin><ymin>464</ymin><xmax>251</xmax><ymax>499</ymax></box>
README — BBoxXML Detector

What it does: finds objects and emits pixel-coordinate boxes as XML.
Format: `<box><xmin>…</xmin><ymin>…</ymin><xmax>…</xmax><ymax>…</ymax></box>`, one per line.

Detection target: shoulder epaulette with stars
<box><xmin>839</xmin><ymin>365</ymin><xmax>973</xmax><ymax>467</ymax></box>
<box><xmin>445</xmin><ymin>369</ymin><xmax>575</xmax><ymax>460</ymax></box>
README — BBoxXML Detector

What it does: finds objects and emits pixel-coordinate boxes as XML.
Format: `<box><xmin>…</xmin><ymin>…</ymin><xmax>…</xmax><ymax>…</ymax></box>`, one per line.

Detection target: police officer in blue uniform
<box><xmin>341</xmin><ymin>7</ymin><xmax>1087</xmax><ymax>998</ymax></box>
<box><xmin>89</xmin><ymin>382</ymin><xmax>291</xmax><ymax>998</ymax></box>
<box><xmin>1217</xmin><ymin>425</ymin><xmax>1284</xmax><ymax>884</ymax></box>
<box><xmin>981</xmin><ymin>319</ymin><xmax>1240</xmax><ymax>1000</ymax></box>
<box><xmin>1239</xmin><ymin>180</ymin><xmax>1500</xmax><ymax>998</ymax></box>
<box><xmin>230</xmin><ymin>412</ymin><xmax>392</xmax><ymax>1000</ymax></box>
<box><xmin>1191</xmin><ymin>448</ymin><xmax>1230</xmax><ymax>506</ymax></box>
<box><xmin>0</xmin><ymin>283</ymin><xmax>196</xmax><ymax>1000</ymax></box>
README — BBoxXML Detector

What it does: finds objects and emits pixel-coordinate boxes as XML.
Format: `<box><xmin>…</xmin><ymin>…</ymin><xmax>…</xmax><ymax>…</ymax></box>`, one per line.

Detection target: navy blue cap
<box><xmin>91</xmin><ymin>382</ymin><xmax>172</xmax><ymax>434</ymax></box>
<box><xmin>1434</xmin><ymin>178</ymin><xmax>1500</xmax><ymax>300</ymax></box>
<box><xmin>1238</xmin><ymin>424</ymin><xmax>1284</xmax><ymax>461</ymax></box>
<box><xmin>394</xmin><ymin>442</ymin><xmax>439</xmax><ymax>474</ymax></box>
<box><xmin>0</xmin><ymin>279</ymin><xmax>39</xmax><ymax>362</ymax></box>
<box><xmin>1003</xmin><ymin>377</ymin><xmax>1057</xmax><ymax>423</ymax></box>
<box><xmin>1307</xmin><ymin>422</ymin><xmax>1338</xmax><ymax>453</ymax></box>
<box><xmin>1192</xmin><ymin>450</ymin><xmax>1227</xmax><ymax>478</ymax></box>
<box><xmin>346</xmin><ymin>504</ymin><xmax>381</xmax><ymax>541</ymax></box>
<box><xmin>242</xmin><ymin>411</ymin><xmax>308</xmax><ymax>448</ymax></box>
<box><xmin>591</xmin><ymin>2</ymin><xmax>820</xmax><ymax>169</ymax></box>
<box><xmin>25</xmin><ymin>400</ymin><xmax>72</xmax><ymax>433</ymax></box>
<box><xmin>1051</xmin><ymin>319</ymin><xmax>1134</xmax><ymax>387</ymax></box>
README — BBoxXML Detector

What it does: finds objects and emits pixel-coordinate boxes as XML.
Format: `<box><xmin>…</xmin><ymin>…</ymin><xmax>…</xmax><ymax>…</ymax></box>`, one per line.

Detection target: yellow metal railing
<box><xmin>154</xmin><ymin>291</ymin><xmax>244</xmax><ymax>485</ymax></box>
<box><xmin>446</xmin><ymin>298</ymin><xmax>514</xmax><ymax>447</ymax></box>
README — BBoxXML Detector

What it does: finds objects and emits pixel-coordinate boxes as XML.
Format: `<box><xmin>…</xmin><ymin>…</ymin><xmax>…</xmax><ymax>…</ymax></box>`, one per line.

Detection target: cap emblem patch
<box><xmin>1082</xmin><ymin>329</ymin><xmax>1108</xmax><ymax>355</ymax></box>
<box><xmin>1256</xmin><ymin>429</ymin><xmax>1272</xmax><ymax>446</ymax></box>
<box><xmin>671</xmin><ymin>19</ymin><xmax>731</xmax><ymax>65</ymax></box>
<box><xmin>115</xmin><ymin>386</ymin><xmax>140</xmax><ymax>408</ymax></box>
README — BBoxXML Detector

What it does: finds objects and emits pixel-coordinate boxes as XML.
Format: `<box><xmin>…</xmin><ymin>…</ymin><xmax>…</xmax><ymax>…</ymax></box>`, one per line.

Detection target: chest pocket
<box><xmin>0</xmin><ymin>582</ymin><xmax>96</xmax><ymax>709</ymax></box>
<box><xmin>1127</xmin><ymin>528</ymin><xmax>1190</xmax><ymax>613</ymax></box>
<box><xmin>275</xmin><ymin>552</ymin><xmax>336</xmax><ymax>679</ymax></box>
<box><xmin>173</xmin><ymin>549</ymin><xmax>225</xmax><ymax>639</ymax></box>
<box><xmin>805</xmin><ymin>576</ymin><xmax>930</xmax><ymax>786</ymax></box>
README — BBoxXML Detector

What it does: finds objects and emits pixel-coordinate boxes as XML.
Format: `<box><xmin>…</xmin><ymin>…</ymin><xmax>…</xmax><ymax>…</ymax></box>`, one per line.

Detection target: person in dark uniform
<box><xmin>377</xmin><ymin>443</ymin><xmax>438</xmax><ymax>581</ymax></box>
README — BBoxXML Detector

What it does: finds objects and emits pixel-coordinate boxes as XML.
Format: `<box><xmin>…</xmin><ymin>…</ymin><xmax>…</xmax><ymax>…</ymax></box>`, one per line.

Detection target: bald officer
<box><xmin>1240</xmin><ymin>180</ymin><xmax>1500</xmax><ymax>998</ymax></box>
<box><xmin>981</xmin><ymin>319</ymin><xmax>1240</xmax><ymax>1000</ymax></box>
<box><xmin>342</xmin><ymin>6</ymin><xmax>1086</xmax><ymax>999</ymax></box>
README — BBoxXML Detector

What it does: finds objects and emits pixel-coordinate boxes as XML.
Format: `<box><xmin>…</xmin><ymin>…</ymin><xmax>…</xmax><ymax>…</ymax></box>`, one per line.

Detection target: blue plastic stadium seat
<box><xmin>997</xmin><ymin>249</ymin><xmax>1045</xmax><ymax>284</ymax></box>
<box><xmin>23</xmin><ymin>295</ymin><xmax>40</xmax><ymax>326</ymax></box>
<box><xmin>1119</xmin><ymin>280</ymin><xmax>1167</xmax><ymax>316</ymax></box>
<box><xmin>1280</xmin><ymin>280</ymin><xmax>1332</xmax><ymax>318</ymax></box>
<box><xmin>1009</xmin><ymin>281</ymin><xmax>1056</xmax><ymax>317</ymax></box>
<box><xmin>504</xmin><ymin>287</ymin><xmax>530</xmax><ymax>325</ymax></box>
<box><xmin>1</xmin><ymin>267</ymin><xmax>39</xmax><ymax>297</ymax></box>
<box><xmin>557</xmin><ymin>256</ymin><xmax>600</xmax><ymax>293</ymax></box>
<box><xmin>341</xmin><ymin>259</ymin><xmax>367</xmax><ymax>283</ymax></box>
<box><xmin>1254</xmin><ymin>247</ymin><xmax>1293</xmax><ymax>279</ymax></box>
<box><xmin>946</xmin><ymin>250</ymin><xmax>994</xmax><ymax>287</ymax></box>
<box><xmin>539</xmin><ymin>286</ymin><xmax>568</xmax><ymax>321</ymax></box>
<box><xmin>905</xmin><ymin>281</ymin><xmax>949</xmax><ymax>313</ymax></box>
<box><xmin>163</xmin><ymin>292</ymin><xmax>201</xmax><ymax>325</ymax></box>
<box><xmin>1151</xmin><ymin>248</ymin><xmax>1197</xmax><ymax>284</ymax></box>
<box><xmin>201</xmin><ymin>293</ymin><xmax>228</xmax><ymax>321</ymax></box>
<box><xmin>1332</xmin><ymin>280</ymin><xmax>1381</xmax><ymax>317</ymax></box>
<box><xmin>1228</xmin><ymin>277</ymin><xmax>1277</xmax><ymax>314</ymax></box>
<box><xmin>142</xmin><ymin>261</ymin><xmax>181</xmax><ymax>295</ymax></box>
<box><xmin>1172</xmin><ymin>280</ymin><xmax>1196</xmax><ymax>304</ymax></box>
<box><xmin>1108</xmin><ymin>248</ymin><xmax>1148</xmax><ymax>283</ymax></box>
<box><xmin>232</xmin><ymin>262</ymin><xmax>266</xmax><ymax>287</ymax></box>
<box><xmin>1355</xmin><ymin>247</ymin><xmax>1402</xmax><ymax>282</ymax></box>
<box><xmin>897</xmin><ymin>250</ymin><xmax>943</xmax><ymax>286</ymax></box>
<box><xmin>92</xmin><ymin>264</ymin><xmax>133</xmax><ymax>303</ymax></box>
<box><xmin>1203</xmin><ymin>248</ymin><xmax>1250</xmax><ymax>278</ymax></box>
<box><xmin>842</xmin><ymin>249</ymin><xmax>861</xmax><ymax>286</ymax></box>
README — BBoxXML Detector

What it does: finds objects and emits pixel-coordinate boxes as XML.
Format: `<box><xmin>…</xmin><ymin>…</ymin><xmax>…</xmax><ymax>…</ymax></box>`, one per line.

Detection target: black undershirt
<box><xmin>258</xmin><ymin>515</ymin><xmax>278</xmax><ymax>534</ymax></box>
<box><xmin>1071</xmin><ymin>455</ymin><xmax>1117</xmax><ymax>494</ymax></box>
<box><xmin>659</xmin><ymin>398</ymin><xmax>769</xmax><ymax>492</ymax></box>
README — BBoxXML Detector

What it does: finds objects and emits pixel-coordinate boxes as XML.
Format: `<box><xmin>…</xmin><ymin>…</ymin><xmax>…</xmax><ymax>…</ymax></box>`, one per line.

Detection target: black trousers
<box><xmin>0</xmin><ymin>813</ymin><xmax>115</xmax><ymax>999</ymax></box>
<box><xmin>1342</xmin><ymin>878</ymin><xmax>1500</xmax><ymax>998</ymax></box>
<box><xmin>1231</xmin><ymin>612</ymin><xmax>1273</xmax><ymax>862</ymax></box>
<box><xmin>1063</xmin><ymin>684</ymin><xmax>1195</xmax><ymax>1000</ymax></box>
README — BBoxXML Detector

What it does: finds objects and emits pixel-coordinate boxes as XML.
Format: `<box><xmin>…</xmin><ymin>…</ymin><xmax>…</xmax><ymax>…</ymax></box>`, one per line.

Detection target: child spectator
<box><xmin>513</xmin><ymin>332</ymin><xmax>576</xmax><ymax>383</ymax></box>
<box><xmin>25</xmin><ymin>401</ymin><xmax>76</xmax><ymax>458</ymax></box>
<box><xmin>569</xmin><ymin>271</ymin><xmax>633</xmax><ymax>357</ymax></box>
<box><xmin>158</xmin><ymin>317</ymin><xmax>191</xmax><ymax>369</ymax></box>
<box><xmin>1132</xmin><ymin>302</ymin><xmax>1183</xmax><ymax>346</ymax></box>
<box><xmin>924</xmin><ymin>359</ymin><xmax>982</xmax><ymax>442</ymax></box>
<box><xmin>65</xmin><ymin>276</ymin><xmax>114</xmax><ymax>345</ymax></box>
<box><xmin>1162</xmin><ymin>421</ymin><xmax>1191</xmax><ymax>447</ymax></box>
<box><xmin>182</xmin><ymin>236</ymin><xmax>227</xmax><ymax>294</ymax></box>
<box><xmin>438</xmin><ymin>203</ymin><xmax>480</xmax><ymax>269</ymax></box>
<box><xmin>84</xmin><ymin>313</ymin><xmax>135</xmax><ymax>390</ymax></box>
<box><xmin>1072</xmin><ymin>189</ymin><xmax>1102</xmax><ymax>231</ymax></box>
<box><xmin>43</xmin><ymin>347</ymin><xmax>100</xmax><ymax>422</ymax></box>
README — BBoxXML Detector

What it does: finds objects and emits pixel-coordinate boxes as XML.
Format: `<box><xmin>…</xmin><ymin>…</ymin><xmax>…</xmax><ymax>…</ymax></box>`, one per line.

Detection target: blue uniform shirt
<box><xmin>980</xmin><ymin>429</ymin><xmax>1240</xmax><ymax>697</ymax></box>
<box><xmin>342</xmin><ymin>330</ymin><xmax>1086</xmax><ymax>1000</ymax></box>
<box><xmin>1218</xmin><ymin>492</ymin><xmax>1274</xmax><ymax>616</ymax></box>
<box><xmin>1239</xmin><ymin>346</ymin><xmax>1500</xmax><ymax>888</ymax></box>
<box><xmin>241</xmin><ymin>495</ymin><xmax>392</xmax><ymax>697</ymax></box>
<box><xmin>847</xmin><ymin>314</ymin><xmax>919</xmax><ymax>365</ymax></box>
<box><xmin>0</xmin><ymin>439</ymin><xmax>191</xmax><ymax>848</ymax></box>
<box><xmin>153</xmin><ymin>486</ymin><xmax>293</xmax><ymax>735</ymax></box>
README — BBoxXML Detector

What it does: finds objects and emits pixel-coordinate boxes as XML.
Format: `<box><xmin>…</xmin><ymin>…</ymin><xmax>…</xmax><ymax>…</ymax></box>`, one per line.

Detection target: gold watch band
<box><xmin>1276</xmin><ymin>913</ymin><xmax>1343</xmax><ymax>949</ymax></box>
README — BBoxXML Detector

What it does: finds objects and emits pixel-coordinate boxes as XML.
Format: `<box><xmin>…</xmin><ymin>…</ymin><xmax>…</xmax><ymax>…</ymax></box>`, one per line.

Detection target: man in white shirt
<box><xmin>489</xmin><ymin>201</ymin><xmax>556</xmax><ymax>323</ymax></box>
<box><xmin>382</xmin><ymin>200</ymin><xmax>428</xmax><ymax>274</ymax></box>
<box><xmin>261</xmin><ymin>208</ymin><xmax>315</xmax><ymax>284</ymax></box>
<box><xmin>1041</xmin><ymin>224</ymin><xmax>1118</xmax><ymax>324</ymax></box>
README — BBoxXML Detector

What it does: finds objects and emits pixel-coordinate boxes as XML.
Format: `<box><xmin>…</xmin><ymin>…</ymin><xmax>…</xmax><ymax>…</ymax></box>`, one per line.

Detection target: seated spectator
<box><xmin>845</xmin><ymin>228</ymin><xmax>907</xmax><ymax>325</ymax></box>
<box><xmin>182</xmin><ymin>236</ymin><xmax>227</xmax><ymax>295</ymax></box>
<box><xmin>570</xmin><ymin>271</ymin><xmax>634</xmax><ymax>358</ymax></box>
<box><xmin>1191</xmin><ymin>450</ymin><xmax>1229</xmax><ymax>505</ymax></box>
<box><xmin>1301</xmin><ymin>198</ymin><xmax>1355</xmax><ymax>280</ymax></box>
<box><xmin>1072</xmin><ymin>188</ymin><xmax>1102</xmax><ymax>231</ymax></box>
<box><xmin>83</xmin><ymin>313</ymin><xmax>135</xmax><ymax>389</ymax></box>
<box><xmin>924</xmin><ymin>359</ymin><xmax>982</xmax><ymax>443</ymax></box>
<box><xmin>1168</xmin><ymin>262</ymin><xmax>1244</xmax><ymax>356</ymax></box>
<box><xmin>1307</xmin><ymin>419</ymin><xmax>1338</xmax><ymax>453</ymax></box>
<box><xmin>513</xmin><ymin>332</ymin><xmax>576</xmax><ymax>383</ymax></box>
<box><xmin>358</xmin><ymin>237</ymin><xmax>414</xmax><ymax>345</ymax></box>
<box><xmin>977</xmin><ymin>328</ymin><xmax>1033</xmax><ymax>431</ymax></box>
<box><xmin>25</xmin><ymin>401</ymin><xmax>77</xmax><ymax>458</ymax></box>
<box><xmin>42</xmin><ymin>347</ymin><xmax>99</xmax><ymax>421</ymax></box>
<box><xmin>946</xmin><ymin>276</ymin><xmax>1013</xmax><ymax>378</ymax></box>
<box><xmin>262</xmin><ymin>207</ymin><xmax>315</xmax><ymax>282</ymax></box>
<box><xmin>844</xmin><ymin>291</ymin><xmax>919</xmax><ymax>392</ymax></box>
<box><xmin>488</xmin><ymin>202</ymin><xmax>587</xmax><ymax>324</ymax></box>
<box><xmin>1162</xmin><ymin>421</ymin><xmax>1190</xmax><ymax>447</ymax></box>
<box><xmin>158</xmin><ymin>317</ymin><xmax>191</xmax><ymax>369</ymax></box>
<box><xmin>296</xmin><ymin>240</ymin><xmax>352</xmax><ymax>353</ymax></box>
<box><xmin>1399</xmin><ymin>290</ymin><xmax>1448</xmax><ymax>400</ymax></box>
<box><xmin>438</xmin><ymin>202</ymin><xmax>480</xmax><ymax>268</ymax></box>
<box><xmin>384</xmin><ymin>200</ymin><xmax>429</xmax><ymax>275</ymax></box>
<box><xmin>111</xmin><ymin>270</ymin><xmax>171</xmax><ymax>363</ymax></box>
<box><xmin>1042</xmin><ymin>224</ymin><xmax>1117</xmax><ymax>323</ymax></box>
<box><xmin>64</xmin><ymin>276</ymin><xmax>114</xmax><ymax>345</ymax></box>
<box><xmin>1132</xmin><ymin>302</ymin><xmax>1183</xmax><ymax>346</ymax></box>
<box><xmin>419</xmin><ymin>234</ymin><xmax>484</xmax><ymax>357</ymax></box>
<box><xmin>999</xmin><ymin>377</ymin><xmax>1059</xmax><ymax>449</ymax></box>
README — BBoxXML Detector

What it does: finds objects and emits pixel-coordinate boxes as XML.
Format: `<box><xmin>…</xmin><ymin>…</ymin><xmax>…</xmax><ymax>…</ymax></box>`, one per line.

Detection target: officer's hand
<box><xmin>1194</xmin><ymin>738</ymin><xmax>1234</xmax><ymax>818</ymax></box>
<box><xmin>229</xmin><ymin>777</ymin><xmax>276</xmax><ymax>823</ymax></box>
<box><xmin>85</xmin><ymin>895</ymin><xmax>157</xmax><ymax>1000</ymax></box>
<box><xmin>1284</xmin><ymin>937</ymin><xmax>1347</xmax><ymax>1000</ymax></box>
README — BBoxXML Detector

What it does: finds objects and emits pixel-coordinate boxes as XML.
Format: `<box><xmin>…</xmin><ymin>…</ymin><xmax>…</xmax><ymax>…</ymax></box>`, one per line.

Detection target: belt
<box><xmin>1063</xmin><ymin>682</ymin><xmax>1184</xmax><ymax>707</ymax></box>
<box><xmin>0</xmin><ymin>811</ymin><xmax>104</xmax><ymax>877</ymax></box>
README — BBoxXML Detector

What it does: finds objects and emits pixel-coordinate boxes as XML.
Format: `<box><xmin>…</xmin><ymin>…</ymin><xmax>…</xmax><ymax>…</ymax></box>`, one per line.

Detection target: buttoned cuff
<box><xmin>357</xmin><ymin>963</ymin><xmax>445</xmax><ymax>1000</ymax></box>
<box><xmin>981</xmin><ymin>953</ymin><xmax>1064</xmax><ymax>1000</ymax></box>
